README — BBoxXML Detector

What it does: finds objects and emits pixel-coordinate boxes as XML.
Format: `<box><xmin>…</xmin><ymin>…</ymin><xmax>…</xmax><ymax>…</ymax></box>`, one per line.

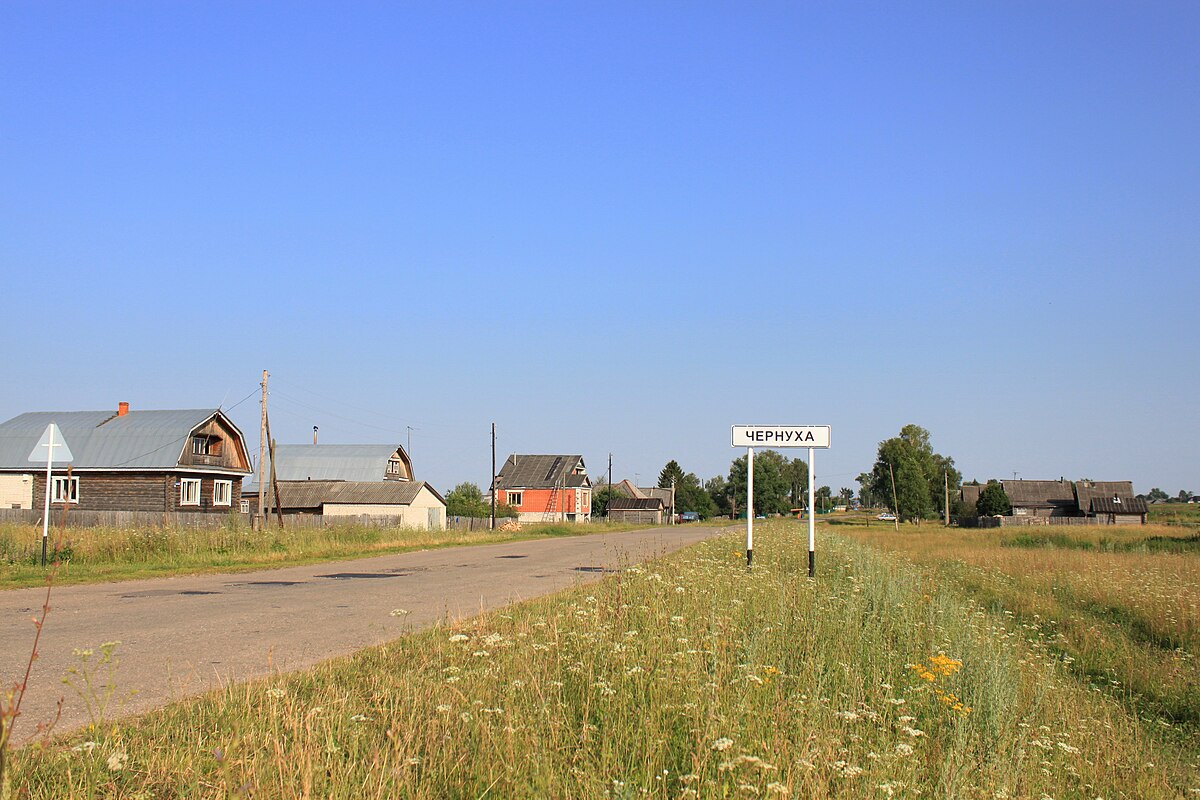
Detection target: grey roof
<box><xmin>1002</xmin><ymin>480</ymin><xmax>1076</xmax><ymax>508</ymax></box>
<box><xmin>273</xmin><ymin>480</ymin><xmax>442</xmax><ymax>510</ymax></box>
<box><xmin>608</xmin><ymin>497</ymin><xmax>664</xmax><ymax>511</ymax></box>
<box><xmin>1089</xmin><ymin>496</ymin><xmax>1147</xmax><ymax>515</ymax></box>
<box><xmin>495</xmin><ymin>455</ymin><xmax>590</xmax><ymax>490</ymax></box>
<box><xmin>0</xmin><ymin>409</ymin><xmax>248</xmax><ymax>472</ymax></box>
<box><xmin>269</xmin><ymin>444</ymin><xmax>411</xmax><ymax>483</ymax></box>
<box><xmin>641</xmin><ymin>487</ymin><xmax>674</xmax><ymax>507</ymax></box>
<box><xmin>1074</xmin><ymin>481</ymin><xmax>1136</xmax><ymax>514</ymax></box>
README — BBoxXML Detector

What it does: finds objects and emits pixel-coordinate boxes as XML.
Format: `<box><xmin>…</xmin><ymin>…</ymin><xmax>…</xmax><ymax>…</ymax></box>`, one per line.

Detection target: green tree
<box><xmin>658</xmin><ymin>460</ymin><xmax>686</xmax><ymax>490</ymax></box>
<box><xmin>657</xmin><ymin>460</ymin><xmax>717</xmax><ymax>518</ymax></box>
<box><xmin>592</xmin><ymin>485</ymin><xmax>623</xmax><ymax>518</ymax></box>
<box><xmin>446</xmin><ymin>482</ymin><xmax>488</xmax><ymax>517</ymax></box>
<box><xmin>704</xmin><ymin>476</ymin><xmax>731</xmax><ymax>516</ymax></box>
<box><xmin>815</xmin><ymin>485</ymin><xmax>833</xmax><ymax>512</ymax></box>
<box><xmin>868</xmin><ymin>424</ymin><xmax>960</xmax><ymax>523</ymax></box>
<box><xmin>856</xmin><ymin>472</ymin><xmax>880</xmax><ymax>507</ymax></box>
<box><xmin>786</xmin><ymin>457</ymin><xmax>810</xmax><ymax>509</ymax></box>
<box><xmin>976</xmin><ymin>480</ymin><xmax>1012</xmax><ymax>516</ymax></box>
<box><xmin>838</xmin><ymin>487</ymin><xmax>854</xmax><ymax>506</ymax></box>
<box><xmin>1147</xmin><ymin>487</ymin><xmax>1169</xmax><ymax>502</ymax></box>
<box><xmin>728</xmin><ymin>450</ymin><xmax>792</xmax><ymax>517</ymax></box>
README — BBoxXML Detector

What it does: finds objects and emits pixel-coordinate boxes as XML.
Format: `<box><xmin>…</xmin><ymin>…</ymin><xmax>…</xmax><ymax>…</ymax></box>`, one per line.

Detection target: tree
<box><xmin>728</xmin><ymin>450</ymin><xmax>792</xmax><ymax>516</ymax></box>
<box><xmin>976</xmin><ymin>480</ymin><xmax>1012</xmax><ymax>516</ymax></box>
<box><xmin>705</xmin><ymin>476</ymin><xmax>731</xmax><ymax>517</ymax></box>
<box><xmin>446</xmin><ymin>482</ymin><xmax>488</xmax><ymax>517</ymax></box>
<box><xmin>1147</xmin><ymin>487</ymin><xmax>1169</xmax><ymax>503</ymax></box>
<box><xmin>867</xmin><ymin>424</ymin><xmax>961</xmax><ymax>523</ymax></box>
<box><xmin>856</xmin><ymin>472</ymin><xmax>880</xmax><ymax>508</ymax></box>
<box><xmin>838</xmin><ymin>487</ymin><xmax>854</xmax><ymax>506</ymax></box>
<box><xmin>657</xmin><ymin>460</ymin><xmax>718</xmax><ymax>518</ymax></box>
<box><xmin>815</xmin><ymin>485</ymin><xmax>833</xmax><ymax>512</ymax></box>
<box><xmin>1179</xmin><ymin>490</ymin><xmax>1195</xmax><ymax>503</ymax></box>
<box><xmin>592</xmin><ymin>485</ymin><xmax>624</xmax><ymax>518</ymax></box>
<box><xmin>786</xmin><ymin>457</ymin><xmax>810</xmax><ymax>508</ymax></box>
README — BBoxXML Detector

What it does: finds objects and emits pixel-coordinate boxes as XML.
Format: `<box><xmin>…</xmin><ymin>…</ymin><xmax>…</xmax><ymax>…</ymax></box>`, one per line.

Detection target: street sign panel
<box><xmin>731</xmin><ymin>425</ymin><xmax>830</xmax><ymax>449</ymax></box>
<box><xmin>28</xmin><ymin>423</ymin><xmax>73</xmax><ymax>463</ymax></box>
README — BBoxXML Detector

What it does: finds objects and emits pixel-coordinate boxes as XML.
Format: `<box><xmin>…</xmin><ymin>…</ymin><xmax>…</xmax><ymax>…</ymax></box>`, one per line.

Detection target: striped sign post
<box><xmin>731</xmin><ymin>426</ymin><xmax>831</xmax><ymax>575</ymax></box>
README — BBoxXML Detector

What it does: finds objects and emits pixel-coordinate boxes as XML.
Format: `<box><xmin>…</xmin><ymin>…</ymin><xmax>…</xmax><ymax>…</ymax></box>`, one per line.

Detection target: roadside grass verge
<box><xmin>843</xmin><ymin>525</ymin><xmax>1200</xmax><ymax>739</ymax></box>
<box><xmin>9</xmin><ymin>523</ymin><xmax>1197</xmax><ymax>798</ymax></box>
<box><xmin>0</xmin><ymin>520</ymin><xmax>651</xmax><ymax>590</ymax></box>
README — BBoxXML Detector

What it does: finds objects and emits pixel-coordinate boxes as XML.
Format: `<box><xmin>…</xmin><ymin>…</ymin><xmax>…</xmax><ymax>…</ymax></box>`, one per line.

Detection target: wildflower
<box><xmin>266</xmin><ymin>687</ymin><xmax>287</xmax><ymax>699</ymax></box>
<box><xmin>472</xmin><ymin>650</ymin><xmax>490</xmax><ymax>658</ymax></box>
<box><xmin>106</xmin><ymin>751</ymin><xmax>128</xmax><ymax>772</ymax></box>
<box><xmin>895</xmin><ymin>743</ymin><xmax>914</xmax><ymax>756</ymax></box>
<box><xmin>448</xmin><ymin>633</ymin><xmax>469</xmax><ymax>643</ymax></box>
<box><xmin>350</xmin><ymin>713</ymin><xmax>369</xmax><ymax>722</ymax></box>
<box><xmin>436</xmin><ymin>704</ymin><xmax>451</xmax><ymax>712</ymax></box>
<box><xmin>712</xmin><ymin>737</ymin><xmax>734</xmax><ymax>751</ymax></box>
<box><xmin>71</xmin><ymin>741</ymin><xmax>98</xmax><ymax>753</ymax></box>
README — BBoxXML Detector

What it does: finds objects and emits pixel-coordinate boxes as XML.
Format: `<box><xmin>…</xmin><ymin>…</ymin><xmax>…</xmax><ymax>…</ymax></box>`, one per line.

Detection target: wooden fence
<box><xmin>0</xmin><ymin>509</ymin><xmax>439</xmax><ymax>531</ymax></box>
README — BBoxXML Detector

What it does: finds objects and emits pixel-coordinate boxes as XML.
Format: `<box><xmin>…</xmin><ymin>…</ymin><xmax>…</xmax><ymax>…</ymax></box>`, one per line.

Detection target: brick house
<box><xmin>0</xmin><ymin>403</ymin><xmax>252</xmax><ymax>513</ymax></box>
<box><xmin>493</xmin><ymin>454</ymin><xmax>591</xmax><ymax>523</ymax></box>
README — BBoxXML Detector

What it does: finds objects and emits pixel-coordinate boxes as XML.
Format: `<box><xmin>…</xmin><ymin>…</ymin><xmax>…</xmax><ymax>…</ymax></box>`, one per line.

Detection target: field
<box><xmin>5</xmin><ymin>521</ymin><xmax>1197</xmax><ymax>798</ymax></box>
<box><xmin>0</xmin><ymin>520</ymin><xmax>641</xmax><ymax>590</ymax></box>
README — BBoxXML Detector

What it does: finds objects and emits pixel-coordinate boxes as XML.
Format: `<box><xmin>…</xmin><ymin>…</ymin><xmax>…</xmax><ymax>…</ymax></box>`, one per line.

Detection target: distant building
<box><xmin>493</xmin><ymin>455</ymin><xmax>591</xmax><ymax>523</ymax></box>
<box><xmin>611</xmin><ymin>479</ymin><xmax>675</xmax><ymax>520</ymax></box>
<box><xmin>262</xmin><ymin>480</ymin><xmax>446</xmax><ymax>530</ymax></box>
<box><xmin>960</xmin><ymin>478</ymin><xmax>1147</xmax><ymax>525</ymax></box>
<box><xmin>607</xmin><ymin>496</ymin><xmax>665</xmax><ymax>525</ymax></box>
<box><xmin>0</xmin><ymin>403</ymin><xmax>252</xmax><ymax>513</ymax></box>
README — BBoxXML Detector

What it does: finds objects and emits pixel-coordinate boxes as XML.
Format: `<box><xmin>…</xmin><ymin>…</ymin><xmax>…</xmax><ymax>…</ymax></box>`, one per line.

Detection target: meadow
<box><xmin>5</xmin><ymin>521</ymin><xmax>1197</xmax><ymax>798</ymax></box>
<box><xmin>0</xmin><ymin>520</ymin><xmax>638</xmax><ymax>590</ymax></box>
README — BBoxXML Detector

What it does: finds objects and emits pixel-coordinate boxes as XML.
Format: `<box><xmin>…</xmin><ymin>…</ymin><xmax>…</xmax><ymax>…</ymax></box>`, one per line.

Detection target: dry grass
<box><xmin>7</xmin><ymin>523</ymin><xmax>1199</xmax><ymax>798</ymax></box>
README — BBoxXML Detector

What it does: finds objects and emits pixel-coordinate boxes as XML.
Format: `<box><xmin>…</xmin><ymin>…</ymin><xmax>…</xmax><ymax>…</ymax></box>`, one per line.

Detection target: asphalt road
<box><xmin>0</xmin><ymin>525</ymin><xmax>723</xmax><ymax>742</ymax></box>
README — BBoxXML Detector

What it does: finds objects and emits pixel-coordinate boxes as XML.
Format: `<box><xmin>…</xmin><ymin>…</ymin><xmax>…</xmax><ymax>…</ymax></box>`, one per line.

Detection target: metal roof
<box><xmin>495</xmin><ymin>455</ymin><xmax>590</xmax><ymax>489</ymax></box>
<box><xmin>608</xmin><ymin>497</ymin><xmax>664</xmax><ymax>511</ymax></box>
<box><xmin>0</xmin><ymin>409</ymin><xmax>247</xmax><ymax>472</ymax></box>
<box><xmin>1089</xmin><ymin>495</ymin><xmax>1147</xmax><ymax>515</ymax></box>
<box><xmin>272</xmin><ymin>480</ymin><xmax>441</xmax><ymax>509</ymax></box>
<box><xmin>269</xmin><ymin>444</ymin><xmax>411</xmax><ymax>483</ymax></box>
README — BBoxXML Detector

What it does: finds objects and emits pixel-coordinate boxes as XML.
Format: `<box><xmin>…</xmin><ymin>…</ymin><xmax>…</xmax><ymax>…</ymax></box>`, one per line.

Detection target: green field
<box><xmin>5</xmin><ymin>521</ymin><xmax>1197</xmax><ymax>798</ymax></box>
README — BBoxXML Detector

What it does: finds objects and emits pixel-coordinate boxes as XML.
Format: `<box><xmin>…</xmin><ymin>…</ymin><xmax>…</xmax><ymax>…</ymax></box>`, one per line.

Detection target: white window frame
<box><xmin>180</xmin><ymin>478</ymin><xmax>202</xmax><ymax>506</ymax></box>
<box><xmin>239</xmin><ymin>499</ymin><xmax>251</xmax><ymax>514</ymax></box>
<box><xmin>51</xmin><ymin>476</ymin><xmax>80</xmax><ymax>504</ymax></box>
<box><xmin>507</xmin><ymin>490</ymin><xmax>523</xmax><ymax>507</ymax></box>
<box><xmin>213</xmin><ymin>480</ymin><xmax>232</xmax><ymax>507</ymax></box>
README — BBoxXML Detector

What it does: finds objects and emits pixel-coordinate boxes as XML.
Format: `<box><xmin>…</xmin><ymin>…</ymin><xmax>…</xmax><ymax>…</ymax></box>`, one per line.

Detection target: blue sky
<box><xmin>3</xmin><ymin>2</ymin><xmax>1197</xmax><ymax>495</ymax></box>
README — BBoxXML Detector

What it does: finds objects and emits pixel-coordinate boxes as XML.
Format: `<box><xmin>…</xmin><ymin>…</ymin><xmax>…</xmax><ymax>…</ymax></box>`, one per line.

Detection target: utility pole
<box><xmin>490</xmin><ymin>423</ymin><xmax>496</xmax><ymax>530</ymax></box>
<box><xmin>608</xmin><ymin>453</ymin><xmax>612</xmax><ymax>487</ymax></box>
<box><xmin>407</xmin><ymin>426</ymin><xmax>414</xmax><ymax>459</ymax></box>
<box><xmin>258</xmin><ymin>370</ymin><xmax>268</xmax><ymax>529</ymax></box>
<box><xmin>671</xmin><ymin>477</ymin><xmax>676</xmax><ymax>525</ymax></box>
<box><xmin>888</xmin><ymin>461</ymin><xmax>900</xmax><ymax>532</ymax></box>
<box><xmin>944</xmin><ymin>468</ymin><xmax>950</xmax><ymax>527</ymax></box>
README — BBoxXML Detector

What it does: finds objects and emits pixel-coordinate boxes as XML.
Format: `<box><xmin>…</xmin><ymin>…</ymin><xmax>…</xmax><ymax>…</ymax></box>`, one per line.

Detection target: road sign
<box><xmin>731</xmin><ymin>425</ymin><xmax>830</xmax><ymax>449</ymax></box>
<box><xmin>29</xmin><ymin>423</ymin><xmax>74</xmax><ymax>463</ymax></box>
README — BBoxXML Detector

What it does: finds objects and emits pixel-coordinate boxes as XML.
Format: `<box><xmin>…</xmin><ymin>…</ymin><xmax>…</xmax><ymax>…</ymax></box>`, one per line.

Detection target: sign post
<box><xmin>731</xmin><ymin>425</ymin><xmax>830</xmax><ymax>575</ymax></box>
<box><xmin>28</xmin><ymin>423</ymin><xmax>74</xmax><ymax>567</ymax></box>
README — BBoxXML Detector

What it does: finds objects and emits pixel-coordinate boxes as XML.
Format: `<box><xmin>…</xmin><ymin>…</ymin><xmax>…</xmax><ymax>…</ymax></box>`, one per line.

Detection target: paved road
<box><xmin>0</xmin><ymin>526</ymin><xmax>722</xmax><ymax>742</ymax></box>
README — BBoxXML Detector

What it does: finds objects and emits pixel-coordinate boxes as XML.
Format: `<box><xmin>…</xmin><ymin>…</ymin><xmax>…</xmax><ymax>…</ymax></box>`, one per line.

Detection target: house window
<box><xmin>213</xmin><ymin>480</ymin><xmax>232</xmax><ymax>506</ymax></box>
<box><xmin>180</xmin><ymin>478</ymin><xmax>201</xmax><ymax>506</ymax></box>
<box><xmin>51</xmin><ymin>476</ymin><xmax>79</xmax><ymax>504</ymax></box>
<box><xmin>507</xmin><ymin>491</ymin><xmax>523</xmax><ymax>507</ymax></box>
<box><xmin>192</xmin><ymin>436</ymin><xmax>223</xmax><ymax>457</ymax></box>
<box><xmin>386</xmin><ymin>458</ymin><xmax>402</xmax><ymax>476</ymax></box>
<box><xmin>239</xmin><ymin>499</ymin><xmax>250</xmax><ymax>514</ymax></box>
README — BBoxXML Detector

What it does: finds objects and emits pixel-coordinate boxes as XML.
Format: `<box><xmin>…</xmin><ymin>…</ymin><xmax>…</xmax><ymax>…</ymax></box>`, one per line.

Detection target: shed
<box><xmin>606</xmin><ymin>496</ymin><xmax>664</xmax><ymax>525</ymax></box>
<box><xmin>267</xmin><ymin>480</ymin><xmax>446</xmax><ymax>529</ymax></box>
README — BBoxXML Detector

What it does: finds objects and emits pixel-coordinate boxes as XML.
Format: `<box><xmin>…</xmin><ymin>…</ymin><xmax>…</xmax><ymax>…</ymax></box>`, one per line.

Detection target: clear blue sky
<box><xmin>3</xmin><ymin>2</ymin><xmax>1197</xmax><ymax>495</ymax></box>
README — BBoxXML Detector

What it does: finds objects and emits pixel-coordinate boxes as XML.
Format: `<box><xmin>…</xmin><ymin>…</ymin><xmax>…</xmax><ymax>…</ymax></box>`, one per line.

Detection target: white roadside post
<box><xmin>28</xmin><ymin>423</ymin><xmax>74</xmax><ymax>567</ymax></box>
<box><xmin>732</xmin><ymin>425</ymin><xmax>830</xmax><ymax>576</ymax></box>
<box><xmin>746</xmin><ymin>447</ymin><xmax>755</xmax><ymax>567</ymax></box>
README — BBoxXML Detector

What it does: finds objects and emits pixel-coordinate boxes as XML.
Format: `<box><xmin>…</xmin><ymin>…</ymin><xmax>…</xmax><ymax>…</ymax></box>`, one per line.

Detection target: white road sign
<box><xmin>731</xmin><ymin>425</ymin><xmax>830</xmax><ymax>449</ymax></box>
<box><xmin>28</xmin><ymin>423</ymin><xmax>73</xmax><ymax>463</ymax></box>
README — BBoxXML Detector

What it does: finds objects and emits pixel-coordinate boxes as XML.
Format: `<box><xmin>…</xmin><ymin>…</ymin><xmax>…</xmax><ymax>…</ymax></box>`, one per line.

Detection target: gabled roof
<box><xmin>641</xmin><ymin>487</ymin><xmax>674</xmax><ymax>507</ymax></box>
<box><xmin>1074</xmin><ymin>481</ymin><xmax>1136</xmax><ymax>514</ymax></box>
<box><xmin>1003</xmin><ymin>480</ymin><xmax>1076</xmax><ymax>508</ymax></box>
<box><xmin>613</xmin><ymin>479</ymin><xmax>645</xmax><ymax>499</ymax></box>
<box><xmin>495</xmin><ymin>455</ymin><xmax>589</xmax><ymax>489</ymax></box>
<box><xmin>273</xmin><ymin>480</ymin><xmax>443</xmax><ymax>510</ymax></box>
<box><xmin>608</xmin><ymin>497</ymin><xmax>664</xmax><ymax>511</ymax></box>
<box><xmin>269</xmin><ymin>444</ymin><xmax>412</xmax><ymax>482</ymax></box>
<box><xmin>0</xmin><ymin>409</ymin><xmax>249</xmax><ymax>472</ymax></box>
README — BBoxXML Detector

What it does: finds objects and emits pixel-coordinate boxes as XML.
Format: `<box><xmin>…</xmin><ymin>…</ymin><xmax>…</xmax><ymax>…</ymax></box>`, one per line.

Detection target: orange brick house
<box><xmin>493</xmin><ymin>454</ymin><xmax>591</xmax><ymax>523</ymax></box>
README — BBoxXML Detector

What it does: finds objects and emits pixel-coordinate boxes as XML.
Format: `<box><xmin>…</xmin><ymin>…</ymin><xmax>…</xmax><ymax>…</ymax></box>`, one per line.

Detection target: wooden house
<box><xmin>493</xmin><ymin>454</ymin><xmax>591</xmax><ymax>523</ymax></box>
<box><xmin>0</xmin><ymin>403</ymin><xmax>252</xmax><ymax>513</ymax></box>
<box><xmin>606</xmin><ymin>496</ymin><xmax>665</xmax><ymax>525</ymax></box>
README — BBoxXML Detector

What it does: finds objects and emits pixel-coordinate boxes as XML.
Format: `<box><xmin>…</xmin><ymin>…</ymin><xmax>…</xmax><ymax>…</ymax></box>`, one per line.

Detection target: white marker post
<box><xmin>732</xmin><ymin>425</ymin><xmax>830</xmax><ymax>575</ymax></box>
<box><xmin>28</xmin><ymin>423</ymin><xmax>74</xmax><ymax>567</ymax></box>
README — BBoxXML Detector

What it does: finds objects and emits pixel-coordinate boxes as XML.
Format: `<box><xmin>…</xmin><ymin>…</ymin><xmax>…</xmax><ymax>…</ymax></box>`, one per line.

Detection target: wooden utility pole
<box><xmin>888</xmin><ymin>462</ymin><xmax>900</xmax><ymax>532</ymax></box>
<box><xmin>490</xmin><ymin>422</ymin><xmax>496</xmax><ymax>530</ymax></box>
<box><xmin>258</xmin><ymin>370</ymin><xmax>268</xmax><ymax>529</ymax></box>
<box><xmin>944</xmin><ymin>469</ymin><xmax>950</xmax><ymax>527</ymax></box>
<box><xmin>268</xmin><ymin>434</ymin><xmax>284</xmax><ymax>528</ymax></box>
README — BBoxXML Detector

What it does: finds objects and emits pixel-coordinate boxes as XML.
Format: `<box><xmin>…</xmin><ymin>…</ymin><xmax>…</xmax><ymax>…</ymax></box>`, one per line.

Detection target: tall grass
<box><xmin>9</xmin><ymin>523</ymin><xmax>1197</xmax><ymax>797</ymax></box>
<box><xmin>0</xmin><ymin>520</ymin><xmax>636</xmax><ymax>589</ymax></box>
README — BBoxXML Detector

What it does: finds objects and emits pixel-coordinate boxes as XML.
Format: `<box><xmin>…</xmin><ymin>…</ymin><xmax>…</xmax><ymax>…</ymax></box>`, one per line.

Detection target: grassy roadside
<box><xmin>8</xmin><ymin>522</ymin><xmax>1197</xmax><ymax>797</ymax></box>
<box><xmin>0</xmin><ymin>520</ymin><xmax>659</xmax><ymax>590</ymax></box>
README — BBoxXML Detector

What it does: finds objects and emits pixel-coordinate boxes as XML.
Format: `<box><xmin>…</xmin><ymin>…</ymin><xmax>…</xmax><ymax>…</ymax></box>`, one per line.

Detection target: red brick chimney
<box><xmin>118</xmin><ymin>401</ymin><xmax>130</xmax><ymax>417</ymax></box>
